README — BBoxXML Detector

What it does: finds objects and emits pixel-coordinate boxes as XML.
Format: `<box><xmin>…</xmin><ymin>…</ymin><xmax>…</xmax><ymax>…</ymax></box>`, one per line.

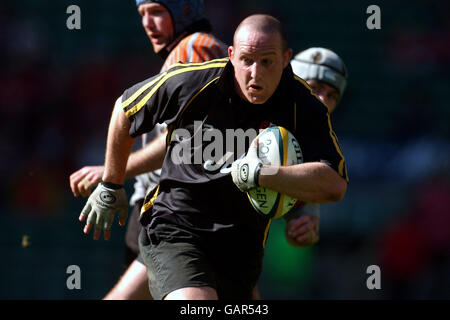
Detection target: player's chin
<box><xmin>151</xmin><ymin>42</ymin><xmax>166</xmax><ymax>54</ymax></box>
<box><xmin>247</xmin><ymin>93</ymin><xmax>268</xmax><ymax>105</ymax></box>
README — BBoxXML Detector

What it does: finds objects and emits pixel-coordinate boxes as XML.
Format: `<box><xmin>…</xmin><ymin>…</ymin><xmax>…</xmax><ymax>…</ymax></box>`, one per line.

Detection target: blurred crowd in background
<box><xmin>0</xmin><ymin>0</ymin><xmax>449</xmax><ymax>299</ymax></box>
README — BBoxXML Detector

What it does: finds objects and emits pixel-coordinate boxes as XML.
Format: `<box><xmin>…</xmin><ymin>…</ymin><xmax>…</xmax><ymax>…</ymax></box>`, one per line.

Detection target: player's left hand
<box><xmin>285</xmin><ymin>215</ymin><xmax>320</xmax><ymax>247</ymax></box>
<box><xmin>231</xmin><ymin>139</ymin><xmax>262</xmax><ymax>192</ymax></box>
<box><xmin>79</xmin><ymin>182</ymin><xmax>128</xmax><ymax>240</ymax></box>
<box><xmin>69</xmin><ymin>165</ymin><xmax>104</xmax><ymax>198</ymax></box>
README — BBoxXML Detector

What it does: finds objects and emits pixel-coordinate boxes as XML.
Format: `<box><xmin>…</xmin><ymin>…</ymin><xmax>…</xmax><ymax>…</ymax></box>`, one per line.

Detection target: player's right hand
<box><xmin>285</xmin><ymin>215</ymin><xmax>320</xmax><ymax>247</ymax></box>
<box><xmin>79</xmin><ymin>182</ymin><xmax>128</xmax><ymax>240</ymax></box>
<box><xmin>69</xmin><ymin>166</ymin><xmax>104</xmax><ymax>197</ymax></box>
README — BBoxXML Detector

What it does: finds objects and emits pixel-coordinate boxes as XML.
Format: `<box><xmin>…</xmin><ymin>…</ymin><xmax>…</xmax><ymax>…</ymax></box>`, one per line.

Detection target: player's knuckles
<box><xmin>303</xmin><ymin>221</ymin><xmax>315</xmax><ymax>231</ymax></box>
<box><xmin>299</xmin><ymin>215</ymin><xmax>311</xmax><ymax>223</ymax></box>
<box><xmin>293</xmin><ymin>225</ymin><xmax>309</xmax><ymax>235</ymax></box>
<box><xmin>86</xmin><ymin>171</ymin><xmax>98</xmax><ymax>181</ymax></box>
<box><xmin>291</xmin><ymin>215</ymin><xmax>308</xmax><ymax>225</ymax></box>
<box><xmin>70</xmin><ymin>170</ymin><xmax>83</xmax><ymax>180</ymax></box>
<box><xmin>78</xmin><ymin>186</ymin><xmax>88</xmax><ymax>197</ymax></box>
<box><xmin>296</xmin><ymin>234</ymin><xmax>309</xmax><ymax>244</ymax></box>
<box><xmin>290</xmin><ymin>219</ymin><xmax>306</xmax><ymax>229</ymax></box>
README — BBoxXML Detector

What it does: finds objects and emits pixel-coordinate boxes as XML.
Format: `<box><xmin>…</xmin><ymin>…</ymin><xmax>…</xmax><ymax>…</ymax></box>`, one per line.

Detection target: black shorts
<box><xmin>138</xmin><ymin>222</ymin><xmax>263</xmax><ymax>300</ymax></box>
<box><xmin>124</xmin><ymin>199</ymin><xmax>144</xmax><ymax>266</ymax></box>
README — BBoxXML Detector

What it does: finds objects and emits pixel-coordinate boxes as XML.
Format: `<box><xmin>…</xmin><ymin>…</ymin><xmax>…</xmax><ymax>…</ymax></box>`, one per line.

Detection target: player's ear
<box><xmin>283</xmin><ymin>48</ymin><xmax>293</xmax><ymax>68</ymax></box>
<box><xmin>228</xmin><ymin>46</ymin><xmax>235</xmax><ymax>63</ymax></box>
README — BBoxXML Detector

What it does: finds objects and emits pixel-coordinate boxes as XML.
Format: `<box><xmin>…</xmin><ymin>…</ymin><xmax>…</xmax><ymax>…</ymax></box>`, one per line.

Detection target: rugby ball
<box><xmin>247</xmin><ymin>126</ymin><xmax>303</xmax><ymax>219</ymax></box>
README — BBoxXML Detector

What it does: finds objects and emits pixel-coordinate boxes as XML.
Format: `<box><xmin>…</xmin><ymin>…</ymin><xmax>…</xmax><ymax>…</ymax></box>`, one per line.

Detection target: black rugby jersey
<box><xmin>121</xmin><ymin>58</ymin><xmax>348</xmax><ymax>248</ymax></box>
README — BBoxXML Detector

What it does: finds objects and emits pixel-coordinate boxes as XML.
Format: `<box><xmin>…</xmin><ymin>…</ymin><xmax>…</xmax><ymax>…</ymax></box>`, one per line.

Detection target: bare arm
<box><xmin>102</xmin><ymin>97</ymin><xmax>137</xmax><ymax>185</ymax></box>
<box><xmin>124</xmin><ymin>131</ymin><xmax>167</xmax><ymax>179</ymax></box>
<box><xmin>258</xmin><ymin>162</ymin><xmax>347</xmax><ymax>203</ymax></box>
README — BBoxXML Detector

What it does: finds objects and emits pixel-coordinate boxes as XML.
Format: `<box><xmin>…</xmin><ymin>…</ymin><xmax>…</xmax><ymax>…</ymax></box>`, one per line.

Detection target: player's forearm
<box><xmin>258</xmin><ymin>162</ymin><xmax>347</xmax><ymax>203</ymax></box>
<box><xmin>102</xmin><ymin>98</ymin><xmax>136</xmax><ymax>185</ymax></box>
<box><xmin>124</xmin><ymin>133</ymin><xmax>167</xmax><ymax>179</ymax></box>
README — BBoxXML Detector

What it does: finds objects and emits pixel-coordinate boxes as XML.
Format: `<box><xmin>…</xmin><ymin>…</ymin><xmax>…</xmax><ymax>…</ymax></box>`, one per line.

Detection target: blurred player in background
<box><xmin>291</xmin><ymin>47</ymin><xmax>347</xmax><ymax>113</ymax></box>
<box><xmin>69</xmin><ymin>0</ymin><xmax>227</xmax><ymax>299</ymax></box>
<box><xmin>285</xmin><ymin>47</ymin><xmax>348</xmax><ymax>248</ymax></box>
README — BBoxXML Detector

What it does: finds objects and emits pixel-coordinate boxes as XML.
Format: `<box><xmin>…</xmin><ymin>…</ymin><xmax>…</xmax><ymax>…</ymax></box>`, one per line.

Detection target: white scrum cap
<box><xmin>291</xmin><ymin>47</ymin><xmax>347</xmax><ymax>96</ymax></box>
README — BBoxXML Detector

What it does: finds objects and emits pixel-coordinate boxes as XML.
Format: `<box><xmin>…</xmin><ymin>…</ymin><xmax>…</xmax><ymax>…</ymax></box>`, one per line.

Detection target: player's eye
<box><xmin>261</xmin><ymin>59</ymin><xmax>272</xmax><ymax>67</ymax></box>
<box><xmin>241</xmin><ymin>57</ymin><xmax>253</xmax><ymax>66</ymax></box>
<box><xmin>329</xmin><ymin>92</ymin><xmax>339</xmax><ymax>102</ymax></box>
<box><xmin>152</xmin><ymin>9</ymin><xmax>164</xmax><ymax>15</ymax></box>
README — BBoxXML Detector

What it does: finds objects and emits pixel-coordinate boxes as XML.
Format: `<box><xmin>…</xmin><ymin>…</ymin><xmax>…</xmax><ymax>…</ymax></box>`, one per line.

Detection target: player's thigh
<box><xmin>139</xmin><ymin>228</ymin><xmax>217</xmax><ymax>300</ymax></box>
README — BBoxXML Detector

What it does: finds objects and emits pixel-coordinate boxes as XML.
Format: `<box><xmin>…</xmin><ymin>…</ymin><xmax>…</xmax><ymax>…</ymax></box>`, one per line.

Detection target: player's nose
<box><xmin>250</xmin><ymin>62</ymin><xmax>263</xmax><ymax>81</ymax></box>
<box><xmin>142</xmin><ymin>13</ymin><xmax>156</xmax><ymax>30</ymax></box>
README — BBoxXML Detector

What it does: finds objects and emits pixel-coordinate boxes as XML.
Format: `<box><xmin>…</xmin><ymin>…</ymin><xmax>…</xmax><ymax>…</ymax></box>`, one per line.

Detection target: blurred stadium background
<box><xmin>1</xmin><ymin>0</ymin><xmax>449</xmax><ymax>299</ymax></box>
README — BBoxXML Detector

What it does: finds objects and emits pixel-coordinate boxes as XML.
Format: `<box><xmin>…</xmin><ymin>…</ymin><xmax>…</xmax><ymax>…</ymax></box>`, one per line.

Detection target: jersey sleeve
<box><xmin>121</xmin><ymin>60</ymin><xmax>227</xmax><ymax>138</ymax></box>
<box><xmin>294</xmin><ymin>79</ymin><xmax>349</xmax><ymax>182</ymax></box>
<box><xmin>121</xmin><ymin>72</ymin><xmax>173</xmax><ymax>137</ymax></box>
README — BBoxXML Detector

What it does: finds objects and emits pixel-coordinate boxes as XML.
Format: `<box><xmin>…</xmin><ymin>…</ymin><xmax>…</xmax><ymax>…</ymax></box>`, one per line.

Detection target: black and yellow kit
<box><xmin>122</xmin><ymin>58</ymin><xmax>348</xmax><ymax>299</ymax></box>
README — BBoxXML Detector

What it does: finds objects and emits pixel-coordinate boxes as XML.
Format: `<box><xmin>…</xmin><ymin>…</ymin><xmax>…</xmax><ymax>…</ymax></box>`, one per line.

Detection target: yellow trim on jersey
<box><xmin>166</xmin><ymin>123</ymin><xmax>175</xmax><ymax>151</ymax></box>
<box><xmin>262</xmin><ymin>219</ymin><xmax>272</xmax><ymax>248</ymax></box>
<box><xmin>122</xmin><ymin>72</ymin><xmax>167</xmax><ymax>110</ymax></box>
<box><xmin>294</xmin><ymin>75</ymin><xmax>326</xmax><ymax>107</ymax></box>
<box><xmin>140</xmin><ymin>185</ymin><xmax>160</xmax><ymax>216</ymax></box>
<box><xmin>246</xmin><ymin>191</ymin><xmax>262</xmax><ymax>214</ymax></box>
<box><xmin>279</xmin><ymin>126</ymin><xmax>290</xmax><ymax>166</ymax></box>
<box><xmin>294</xmin><ymin>75</ymin><xmax>313</xmax><ymax>94</ymax></box>
<box><xmin>122</xmin><ymin>60</ymin><xmax>228</xmax><ymax>111</ymax></box>
<box><xmin>326</xmin><ymin>113</ymin><xmax>348</xmax><ymax>181</ymax></box>
<box><xmin>166</xmin><ymin>57</ymin><xmax>229</xmax><ymax>71</ymax></box>
<box><xmin>294</xmin><ymin>74</ymin><xmax>347</xmax><ymax>181</ymax></box>
<box><xmin>125</xmin><ymin>62</ymin><xmax>227</xmax><ymax>118</ymax></box>
<box><xmin>175</xmin><ymin>76</ymin><xmax>220</xmax><ymax>127</ymax></box>
<box><xmin>274</xmin><ymin>194</ymin><xmax>285</xmax><ymax>219</ymax></box>
<box><xmin>294</xmin><ymin>74</ymin><xmax>309</xmax><ymax>87</ymax></box>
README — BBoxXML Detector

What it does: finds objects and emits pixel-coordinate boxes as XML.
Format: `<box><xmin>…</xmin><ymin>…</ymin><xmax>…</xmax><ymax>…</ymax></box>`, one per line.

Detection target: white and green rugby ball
<box><xmin>247</xmin><ymin>126</ymin><xmax>303</xmax><ymax>219</ymax></box>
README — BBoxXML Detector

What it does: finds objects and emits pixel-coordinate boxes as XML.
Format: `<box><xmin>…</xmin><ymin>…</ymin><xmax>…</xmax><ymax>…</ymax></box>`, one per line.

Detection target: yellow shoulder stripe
<box><xmin>122</xmin><ymin>72</ymin><xmax>167</xmax><ymax>110</ymax></box>
<box><xmin>125</xmin><ymin>62</ymin><xmax>227</xmax><ymax>118</ymax></box>
<box><xmin>123</xmin><ymin>59</ymin><xmax>228</xmax><ymax>110</ymax></box>
<box><xmin>166</xmin><ymin>57</ymin><xmax>229</xmax><ymax>71</ymax></box>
